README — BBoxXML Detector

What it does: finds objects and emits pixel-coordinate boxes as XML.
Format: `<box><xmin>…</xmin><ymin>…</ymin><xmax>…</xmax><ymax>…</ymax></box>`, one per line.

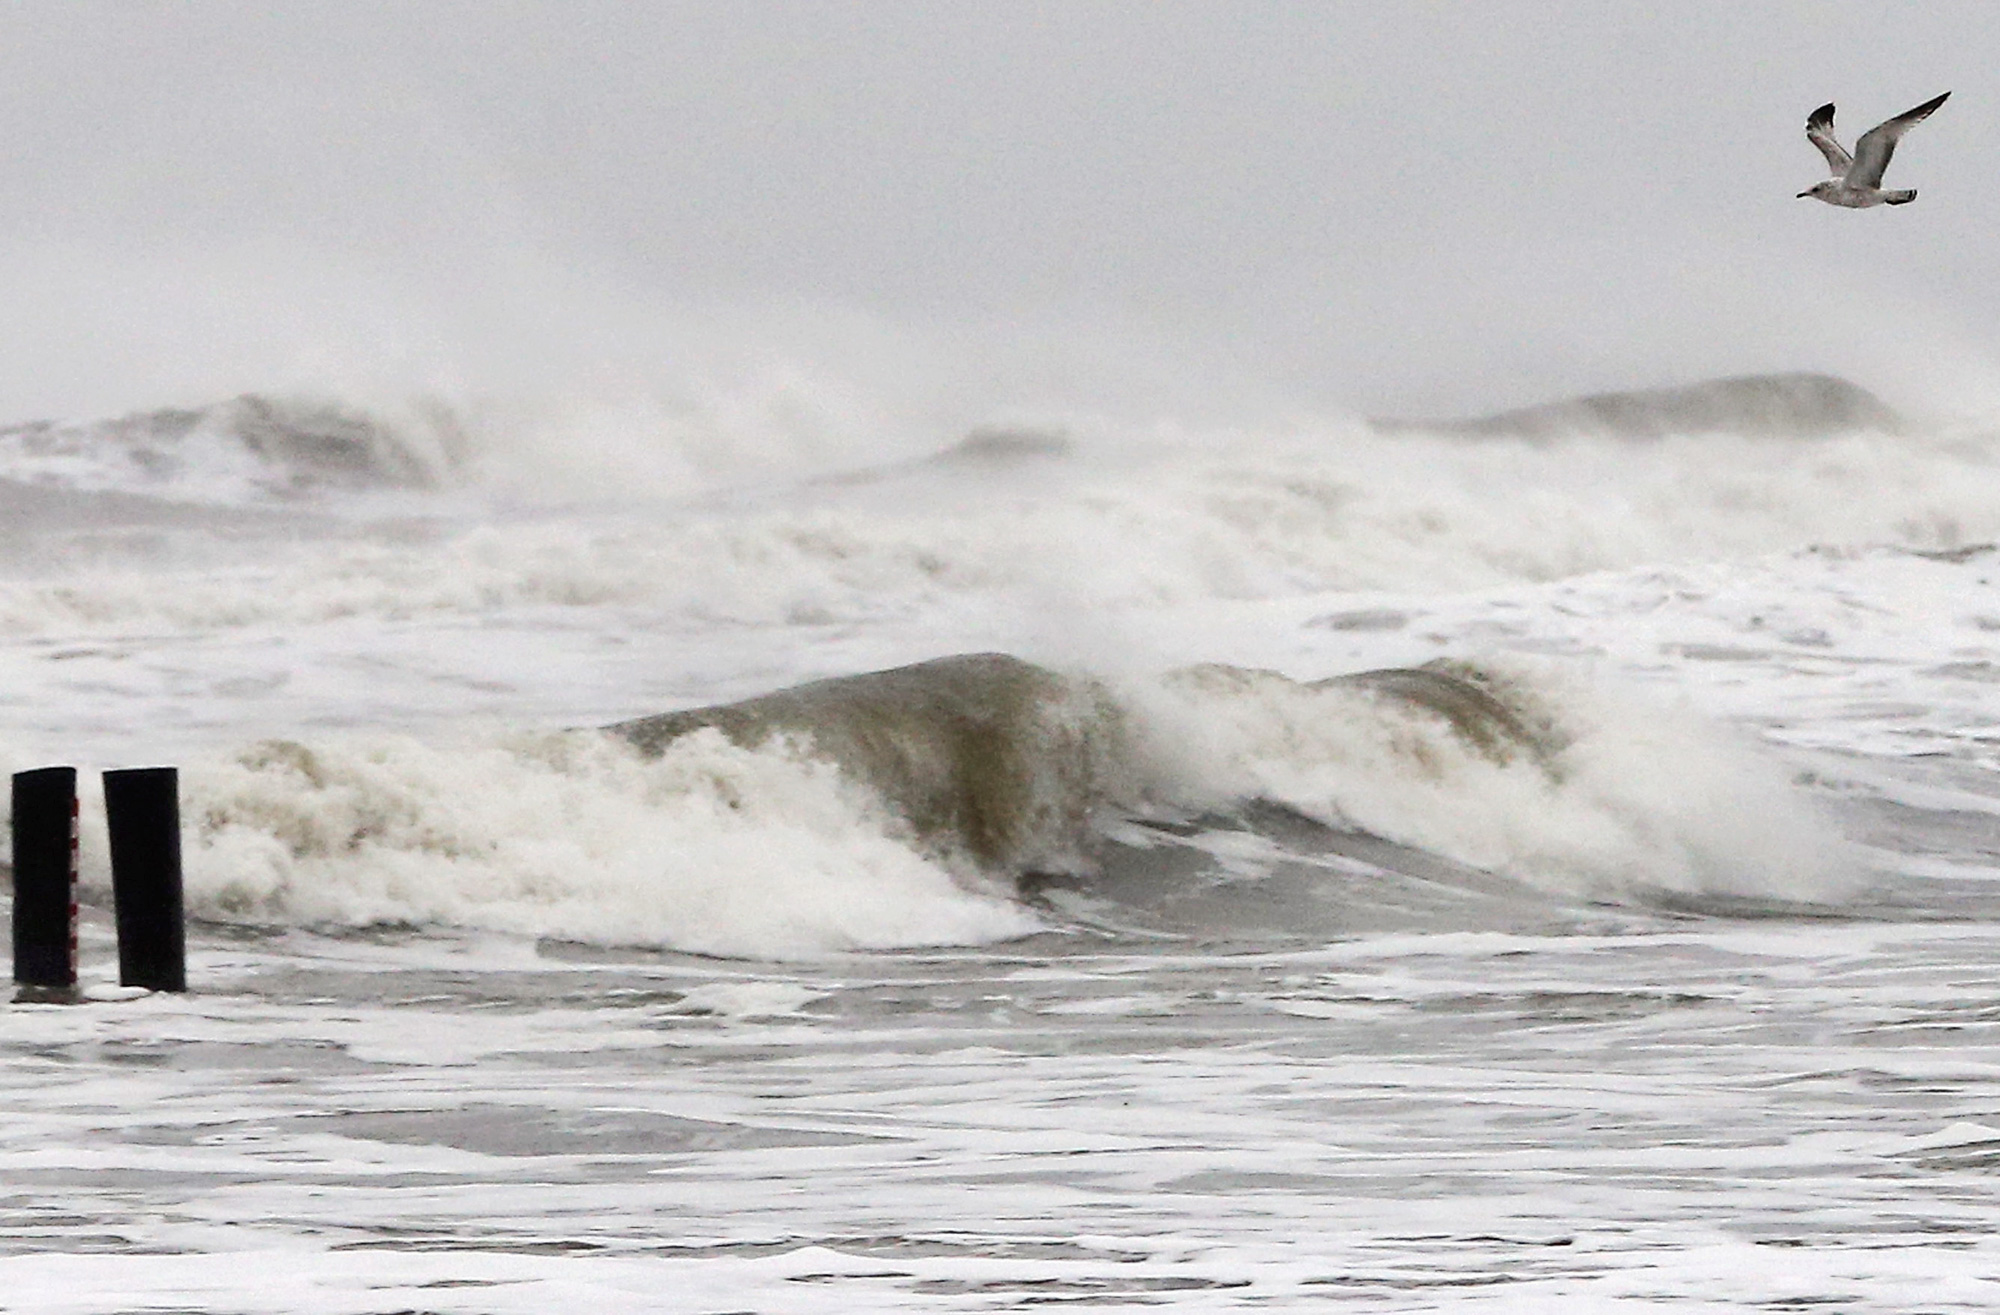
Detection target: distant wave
<box><xmin>1372</xmin><ymin>373</ymin><xmax>1902</xmax><ymax>440</ymax></box>
<box><xmin>0</xmin><ymin>373</ymin><xmax>1911</xmax><ymax>516</ymax></box>
<box><xmin>0</xmin><ymin>393</ymin><xmax>461</xmax><ymax>504</ymax></box>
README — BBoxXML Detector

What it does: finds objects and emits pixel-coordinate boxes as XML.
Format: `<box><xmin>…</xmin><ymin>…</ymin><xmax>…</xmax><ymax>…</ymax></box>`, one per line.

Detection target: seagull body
<box><xmin>1798</xmin><ymin>92</ymin><xmax>1949</xmax><ymax>207</ymax></box>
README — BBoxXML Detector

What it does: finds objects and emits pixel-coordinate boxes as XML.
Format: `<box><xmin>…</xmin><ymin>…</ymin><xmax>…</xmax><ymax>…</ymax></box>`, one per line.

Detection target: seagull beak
<box><xmin>1796</xmin><ymin>189</ymin><xmax>1812</xmax><ymax>198</ymax></box>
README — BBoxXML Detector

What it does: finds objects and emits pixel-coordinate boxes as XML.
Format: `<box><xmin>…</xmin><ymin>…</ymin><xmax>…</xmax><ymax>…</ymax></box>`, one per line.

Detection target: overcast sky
<box><xmin>0</xmin><ymin>1</ymin><xmax>1992</xmax><ymax>423</ymax></box>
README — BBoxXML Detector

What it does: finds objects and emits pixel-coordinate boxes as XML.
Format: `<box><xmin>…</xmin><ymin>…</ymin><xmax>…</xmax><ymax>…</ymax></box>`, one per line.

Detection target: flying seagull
<box><xmin>1798</xmin><ymin>92</ymin><xmax>1950</xmax><ymax>207</ymax></box>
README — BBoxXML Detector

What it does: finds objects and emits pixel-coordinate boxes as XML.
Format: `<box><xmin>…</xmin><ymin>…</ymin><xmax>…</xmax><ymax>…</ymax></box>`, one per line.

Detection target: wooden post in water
<box><xmin>11</xmin><ymin>767</ymin><xmax>79</xmax><ymax>999</ymax></box>
<box><xmin>104</xmin><ymin>767</ymin><xmax>186</xmax><ymax>993</ymax></box>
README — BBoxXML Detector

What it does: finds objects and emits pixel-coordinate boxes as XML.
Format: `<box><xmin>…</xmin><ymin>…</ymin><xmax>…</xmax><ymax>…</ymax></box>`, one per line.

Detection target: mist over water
<box><xmin>6</xmin><ymin>2</ymin><xmax>2000</xmax><ymax>432</ymax></box>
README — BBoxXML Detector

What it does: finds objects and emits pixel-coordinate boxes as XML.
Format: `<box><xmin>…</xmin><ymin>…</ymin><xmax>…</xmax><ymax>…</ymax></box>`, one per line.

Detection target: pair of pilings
<box><xmin>11</xmin><ymin>766</ymin><xmax>184</xmax><ymax>999</ymax></box>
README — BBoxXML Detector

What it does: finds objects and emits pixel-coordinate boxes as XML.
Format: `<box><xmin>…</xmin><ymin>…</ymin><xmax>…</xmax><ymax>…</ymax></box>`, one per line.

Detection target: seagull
<box><xmin>1798</xmin><ymin>92</ymin><xmax>1949</xmax><ymax>207</ymax></box>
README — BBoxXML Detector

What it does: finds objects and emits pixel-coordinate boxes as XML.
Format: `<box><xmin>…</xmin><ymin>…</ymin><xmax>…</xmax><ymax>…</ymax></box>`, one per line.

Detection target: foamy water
<box><xmin>5</xmin><ymin>379</ymin><xmax>2000</xmax><ymax>1310</ymax></box>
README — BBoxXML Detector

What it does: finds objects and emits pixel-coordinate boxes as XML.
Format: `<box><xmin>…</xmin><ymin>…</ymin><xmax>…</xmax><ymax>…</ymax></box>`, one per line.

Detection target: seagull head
<box><xmin>1797</xmin><ymin>181</ymin><xmax>1833</xmax><ymax>200</ymax></box>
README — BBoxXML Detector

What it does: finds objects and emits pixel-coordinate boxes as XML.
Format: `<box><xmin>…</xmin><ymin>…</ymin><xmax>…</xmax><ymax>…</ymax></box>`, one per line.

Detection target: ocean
<box><xmin>4</xmin><ymin>372</ymin><xmax>2000</xmax><ymax>1312</ymax></box>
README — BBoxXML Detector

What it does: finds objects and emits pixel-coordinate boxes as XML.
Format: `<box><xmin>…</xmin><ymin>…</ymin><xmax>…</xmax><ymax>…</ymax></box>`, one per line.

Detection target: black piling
<box><xmin>104</xmin><ymin>767</ymin><xmax>185</xmax><ymax>993</ymax></box>
<box><xmin>11</xmin><ymin>766</ymin><xmax>79</xmax><ymax>998</ymax></box>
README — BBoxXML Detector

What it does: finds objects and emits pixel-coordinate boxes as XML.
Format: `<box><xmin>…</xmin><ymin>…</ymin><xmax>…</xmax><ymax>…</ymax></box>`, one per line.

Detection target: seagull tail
<box><xmin>1883</xmin><ymin>189</ymin><xmax>1917</xmax><ymax>205</ymax></box>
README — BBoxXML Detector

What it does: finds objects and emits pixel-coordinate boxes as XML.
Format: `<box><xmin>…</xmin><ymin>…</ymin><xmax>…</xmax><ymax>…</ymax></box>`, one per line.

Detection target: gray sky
<box><xmin>0</xmin><ymin>1</ymin><xmax>1992</xmax><ymax>423</ymax></box>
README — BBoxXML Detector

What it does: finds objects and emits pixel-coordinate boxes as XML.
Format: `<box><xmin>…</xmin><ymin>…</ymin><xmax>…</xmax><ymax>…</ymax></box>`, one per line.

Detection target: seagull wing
<box><xmin>1805</xmin><ymin>103</ymin><xmax>1851</xmax><ymax>176</ymax></box>
<box><xmin>1849</xmin><ymin>91</ymin><xmax>1950</xmax><ymax>187</ymax></box>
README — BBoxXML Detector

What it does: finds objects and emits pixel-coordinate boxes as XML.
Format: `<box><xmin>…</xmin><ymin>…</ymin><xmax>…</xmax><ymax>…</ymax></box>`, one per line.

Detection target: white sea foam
<box><xmin>144</xmin><ymin>728</ymin><xmax>1038</xmax><ymax>959</ymax></box>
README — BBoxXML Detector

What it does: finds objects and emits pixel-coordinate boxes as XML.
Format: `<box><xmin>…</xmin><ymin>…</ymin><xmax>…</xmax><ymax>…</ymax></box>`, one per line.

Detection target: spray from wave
<box><xmin>1119</xmin><ymin>658</ymin><xmax>1846</xmax><ymax>904</ymax></box>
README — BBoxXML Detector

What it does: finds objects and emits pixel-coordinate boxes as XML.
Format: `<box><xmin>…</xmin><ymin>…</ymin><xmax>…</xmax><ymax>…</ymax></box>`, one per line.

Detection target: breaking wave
<box><xmin>52</xmin><ymin>654</ymin><xmax>1846</xmax><ymax>959</ymax></box>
